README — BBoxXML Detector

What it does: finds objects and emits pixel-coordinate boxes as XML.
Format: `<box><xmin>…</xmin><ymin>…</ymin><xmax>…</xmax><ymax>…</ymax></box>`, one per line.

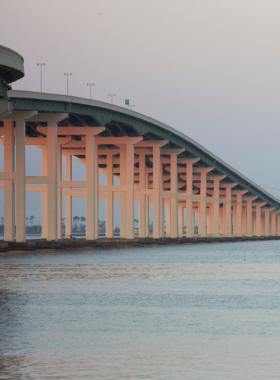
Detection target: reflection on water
<box><xmin>1</xmin><ymin>241</ymin><xmax>280</xmax><ymax>379</ymax></box>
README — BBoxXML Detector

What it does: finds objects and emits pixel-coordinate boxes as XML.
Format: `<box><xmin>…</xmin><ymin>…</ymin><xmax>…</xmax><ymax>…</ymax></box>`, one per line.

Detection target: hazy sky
<box><xmin>1</xmin><ymin>0</ymin><xmax>280</xmax><ymax>224</ymax></box>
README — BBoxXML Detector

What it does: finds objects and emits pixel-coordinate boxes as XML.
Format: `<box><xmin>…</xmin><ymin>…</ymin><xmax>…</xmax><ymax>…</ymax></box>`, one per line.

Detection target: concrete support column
<box><xmin>179</xmin><ymin>204</ymin><xmax>183</xmax><ymax>235</ymax></box>
<box><xmin>277</xmin><ymin>215</ymin><xmax>280</xmax><ymax>236</ymax></box>
<box><xmin>232</xmin><ymin>190</ymin><xmax>247</xmax><ymax>237</ymax></box>
<box><xmin>170</xmin><ymin>153</ymin><xmax>178</xmax><ymax>238</ymax></box>
<box><xmin>119</xmin><ymin>145</ymin><xmax>126</xmax><ymax>238</ymax></box>
<box><xmin>270</xmin><ymin>212</ymin><xmax>277</xmax><ymax>236</ymax></box>
<box><xmin>16</xmin><ymin>118</ymin><xmax>26</xmax><ymax>242</ymax></box>
<box><xmin>166</xmin><ymin>202</ymin><xmax>171</xmax><ymax>235</ymax></box>
<box><xmin>41</xmin><ymin>145</ymin><xmax>48</xmax><ymax>239</ymax></box>
<box><xmin>244</xmin><ymin>197</ymin><xmax>257</xmax><ymax>237</ymax></box>
<box><xmin>253</xmin><ymin>202</ymin><xmax>266</xmax><ymax>237</ymax></box>
<box><xmin>242</xmin><ymin>207</ymin><xmax>247</xmax><ymax>235</ymax></box>
<box><xmin>198</xmin><ymin>172</ymin><xmax>207</xmax><ymax>237</ymax></box>
<box><xmin>224</xmin><ymin>184</ymin><xmax>236</xmax><ymax>237</ymax></box>
<box><xmin>220</xmin><ymin>205</ymin><xmax>224</xmax><ymax>235</ymax></box>
<box><xmin>207</xmin><ymin>204</ymin><xmax>213</xmax><ymax>235</ymax></box>
<box><xmin>211</xmin><ymin>176</ymin><xmax>224</xmax><ymax>236</ymax></box>
<box><xmin>126</xmin><ymin>143</ymin><xmax>135</xmax><ymax>239</ymax></box>
<box><xmin>105</xmin><ymin>153</ymin><xmax>114</xmax><ymax>238</ymax></box>
<box><xmin>153</xmin><ymin>145</ymin><xmax>160</xmax><ymax>238</ymax></box>
<box><xmin>138</xmin><ymin>153</ymin><xmax>146</xmax><ymax>238</ymax></box>
<box><xmin>3</xmin><ymin>120</ymin><xmax>15</xmax><ymax>241</ymax></box>
<box><xmin>86</xmin><ymin>133</ymin><xmax>97</xmax><ymax>240</ymax></box>
<box><xmin>146</xmin><ymin>196</ymin><xmax>149</xmax><ymax>236</ymax></box>
<box><xmin>263</xmin><ymin>207</ymin><xmax>274</xmax><ymax>237</ymax></box>
<box><xmin>47</xmin><ymin>121</ymin><xmax>58</xmax><ymax>241</ymax></box>
<box><xmin>232</xmin><ymin>203</ymin><xmax>237</xmax><ymax>235</ymax></box>
<box><xmin>185</xmin><ymin>160</ymin><xmax>196</xmax><ymax>237</ymax></box>
<box><xmin>57</xmin><ymin>143</ymin><xmax>62</xmax><ymax>239</ymax></box>
<box><xmin>65</xmin><ymin>154</ymin><xmax>72</xmax><ymax>237</ymax></box>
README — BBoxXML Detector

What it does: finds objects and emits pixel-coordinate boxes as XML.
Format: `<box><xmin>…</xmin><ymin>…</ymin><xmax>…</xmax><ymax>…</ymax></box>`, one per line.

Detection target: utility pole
<box><xmin>37</xmin><ymin>63</ymin><xmax>46</xmax><ymax>92</ymax></box>
<box><xmin>108</xmin><ymin>93</ymin><xmax>116</xmax><ymax>104</ymax></box>
<box><xmin>64</xmin><ymin>73</ymin><xmax>72</xmax><ymax>95</ymax></box>
<box><xmin>87</xmin><ymin>83</ymin><xmax>95</xmax><ymax>100</ymax></box>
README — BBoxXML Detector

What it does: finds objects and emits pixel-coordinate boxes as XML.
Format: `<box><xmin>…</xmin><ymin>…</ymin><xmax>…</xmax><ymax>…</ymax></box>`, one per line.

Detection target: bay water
<box><xmin>1</xmin><ymin>240</ymin><xmax>280</xmax><ymax>379</ymax></box>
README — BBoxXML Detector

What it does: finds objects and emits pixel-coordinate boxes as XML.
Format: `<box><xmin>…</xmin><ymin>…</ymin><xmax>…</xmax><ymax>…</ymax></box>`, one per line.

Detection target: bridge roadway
<box><xmin>0</xmin><ymin>90</ymin><xmax>280</xmax><ymax>243</ymax></box>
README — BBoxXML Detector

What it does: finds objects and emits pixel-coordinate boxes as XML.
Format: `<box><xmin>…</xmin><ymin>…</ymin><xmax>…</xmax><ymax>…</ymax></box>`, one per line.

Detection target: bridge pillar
<box><xmin>270</xmin><ymin>212</ymin><xmax>276</xmax><ymax>236</ymax></box>
<box><xmin>223</xmin><ymin>184</ymin><xmax>237</xmax><ymax>237</ymax></box>
<box><xmin>207</xmin><ymin>204</ymin><xmax>213</xmax><ymax>235</ymax></box>
<box><xmin>85</xmin><ymin>130</ymin><xmax>100</xmax><ymax>240</ymax></box>
<box><xmin>179</xmin><ymin>204</ymin><xmax>184</xmax><ymax>235</ymax></box>
<box><xmin>153</xmin><ymin>145</ymin><xmax>161</xmax><ymax>239</ymax></box>
<box><xmin>46</xmin><ymin>121</ymin><xmax>58</xmax><ymax>241</ymax></box>
<box><xmin>209</xmin><ymin>175</ymin><xmax>225</xmax><ymax>237</ymax></box>
<box><xmin>244</xmin><ymin>196</ymin><xmax>257</xmax><ymax>236</ymax></box>
<box><xmin>119</xmin><ymin>145</ymin><xmax>126</xmax><ymax>238</ymax></box>
<box><xmin>232</xmin><ymin>190</ymin><xmax>247</xmax><ymax>236</ymax></box>
<box><xmin>41</xmin><ymin>145</ymin><xmax>48</xmax><ymax>239</ymax></box>
<box><xmin>166</xmin><ymin>201</ymin><xmax>171</xmax><ymax>235</ymax></box>
<box><xmin>263</xmin><ymin>207</ymin><xmax>274</xmax><ymax>236</ymax></box>
<box><xmin>138</xmin><ymin>152</ymin><xmax>147</xmax><ymax>238</ymax></box>
<box><xmin>242</xmin><ymin>206</ymin><xmax>247</xmax><ymax>235</ymax></box>
<box><xmin>253</xmin><ymin>202</ymin><xmax>266</xmax><ymax>236</ymax></box>
<box><xmin>105</xmin><ymin>152</ymin><xmax>114</xmax><ymax>238</ymax></box>
<box><xmin>64</xmin><ymin>153</ymin><xmax>72</xmax><ymax>238</ymax></box>
<box><xmin>57</xmin><ymin>143</ymin><xmax>62</xmax><ymax>239</ymax></box>
<box><xmin>197</xmin><ymin>168</ymin><xmax>212</xmax><ymax>237</ymax></box>
<box><xmin>170</xmin><ymin>153</ymin><xmax>178</xmax><ymax>238</ymax></box>
<box><xmin>219</xmin><ymin>205</ymin><xmax>224</xmax><ymax>235</ymax></box>
<box><xmin>277</xmin><ymin>214</ymin><xmax>280</xmax><ymax>236</ymax></box>
<box><xmin>182</xmin><ymin>158</ymin><xmax>200</xmax><ymax>238</ymax></box>
<box><xmin>3</xmin><ymin>120</ymin><xmax>15</xmax><ymax>241</ymax></box>
<box><xmin>126</xmin><ymin>142</ymin><xmax>136</xmax><ymax>239</ymax></box>
<box><xmin>146</xmin><ymin>196</ymin><xmax>149</xmax><ymax>236</ymax></box>
<box><xmin>16</xmin><ymin>117</ymin><xmax>27</xmax><ymax>241</ymax></box>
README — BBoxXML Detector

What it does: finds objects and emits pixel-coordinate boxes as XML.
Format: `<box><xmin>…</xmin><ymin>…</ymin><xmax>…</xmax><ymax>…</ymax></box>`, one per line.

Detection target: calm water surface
<box><xmin>1</xmin><ymin>241</ymin><xmax>280</xmax><ymax>379</ymax></box>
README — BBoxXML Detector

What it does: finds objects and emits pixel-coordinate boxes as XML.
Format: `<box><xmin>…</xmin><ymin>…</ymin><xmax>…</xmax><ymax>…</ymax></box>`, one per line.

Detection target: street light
<box><xmin>87</xmin><ymin>83</ymin><xmax>95</xmax><ymax>100</ymax></box>
<box><xmin>108</xmin><ymin>93</ymin><xmax>116</xmax><ymax>104</ymax></box>
<box><xmin>64</xmin><ymin>73</ymin><xmax>72</xmax><ymax>95</ymax></box>
<box><xmin>271</xmin><ymin>188</ymin><xmax>275</xmax><ymax>196</ymax></box>
<box><xmin>37</xmin><ymin>63</ymin><xmax>46</xmax><ymax>92</ymax></box>
<box><xmin>127</xmin><ymin>104</ymin><xmax>135</xmax><ymax>110</ymax></box>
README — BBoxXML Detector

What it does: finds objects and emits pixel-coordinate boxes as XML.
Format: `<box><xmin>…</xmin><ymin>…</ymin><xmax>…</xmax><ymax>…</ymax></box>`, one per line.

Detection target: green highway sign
<box><xmin>125</xmin><ymin>99</ymin><xmax>129</xmax><ymax>105</ymax></box>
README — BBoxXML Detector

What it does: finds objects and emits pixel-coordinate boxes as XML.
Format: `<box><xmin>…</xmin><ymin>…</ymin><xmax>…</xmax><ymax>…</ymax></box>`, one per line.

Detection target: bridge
<box><xmin>1</xmin><ymin>44</ymin><xmax>280</xmax><ymax>243</ymax></box>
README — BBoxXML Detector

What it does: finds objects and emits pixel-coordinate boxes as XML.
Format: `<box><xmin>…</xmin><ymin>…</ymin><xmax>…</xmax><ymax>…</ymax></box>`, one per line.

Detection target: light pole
<box><xmin>108</xmin><ymin>93</ymin><xmax>116</xmax><ymax>104</ymax></box>
<box><xmin>87</xmin><ymin>83</ymin><xmax>95</xmax><ymax>100</ymax></box>
<box><xmin>64</xmin><ymin>73</ymin><xmax>72</xmax><ymax>95</ymax></box>
<box><xmin>37</xmin><ymin>63</ymin><xmax>46</xmax><ymax>92</ymax></box>
<box><xmin>128</xmin><ymin>104</ymin><xmax>135</xmax><ymax>111</ymax></box>
<box><xmin>271</xmin><ymin>188</ymin><xmax>275</xmax><ymax>196</ymax></box>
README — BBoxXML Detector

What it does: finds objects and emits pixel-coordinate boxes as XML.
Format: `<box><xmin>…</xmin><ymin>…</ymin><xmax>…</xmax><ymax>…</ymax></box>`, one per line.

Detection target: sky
<box><xmin>1</xmin><ymin>0</ymin><xmax>280</xmax><ymax>226</ymax></box>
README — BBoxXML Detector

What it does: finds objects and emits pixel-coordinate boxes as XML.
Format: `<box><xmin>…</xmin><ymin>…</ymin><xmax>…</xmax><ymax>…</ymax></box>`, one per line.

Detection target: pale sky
<box><xmin>1</xmin><ymin>0</ymin><xmax>280</xmax><ymax>225</ymax></box>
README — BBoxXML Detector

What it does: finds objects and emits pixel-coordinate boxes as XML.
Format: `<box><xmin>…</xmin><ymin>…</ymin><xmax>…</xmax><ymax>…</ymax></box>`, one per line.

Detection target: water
<box><xmin>1</xmin><ymin>241</ymin><xmax>280</xmax><ymax>379</ymax></box>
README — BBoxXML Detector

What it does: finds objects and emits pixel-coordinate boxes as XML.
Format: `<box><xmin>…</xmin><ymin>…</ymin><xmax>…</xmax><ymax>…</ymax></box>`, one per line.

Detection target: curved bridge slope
<box><xmin>8</xmin><ymin>90</ymin><xmax>280</xmax><ymax>210</ymax></box>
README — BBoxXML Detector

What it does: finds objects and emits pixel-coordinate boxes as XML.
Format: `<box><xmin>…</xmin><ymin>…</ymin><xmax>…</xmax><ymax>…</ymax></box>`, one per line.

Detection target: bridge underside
<box><xmin>0</xmin><ymin>92</ymin><xmax>280</xmax><ymax>242</ymax></box>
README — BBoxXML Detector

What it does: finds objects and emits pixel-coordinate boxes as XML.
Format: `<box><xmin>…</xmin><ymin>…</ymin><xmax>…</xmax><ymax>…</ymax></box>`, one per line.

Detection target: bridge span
<box><xmin>1</xmin><ymin>45</ymin><xmax>280</xmax><ymax>242</ymax></box>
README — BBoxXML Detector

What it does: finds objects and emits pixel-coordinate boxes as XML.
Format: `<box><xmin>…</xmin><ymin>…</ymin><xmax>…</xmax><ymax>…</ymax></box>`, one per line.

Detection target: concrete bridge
<box><xmin>1</xmin><ymin>44</ymin><xmax>280</xmax><ymax>243</ymax></box>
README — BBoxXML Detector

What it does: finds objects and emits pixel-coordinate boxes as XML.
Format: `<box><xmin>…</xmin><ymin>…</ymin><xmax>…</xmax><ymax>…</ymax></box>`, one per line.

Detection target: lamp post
<box><xmin>87</xmin><ymin>83</ymin><xmax>95</xmax><ymax>100</ymax></box>
<box><xmin>128</xmin><ymin>105</ymin><xmax>135</xmax><ymax>110</ymax></box>
<box><xmin>108</xmin><ymin>93</ymin><xmax>116</xmax><ymax>104</ymax></box>
<box><xmin>37</xmin><ymin>63</ymin><xmax>46</xmax><ymax>92</ymax></box>
<box><xmin>64</xmin><ymin>73</ymin><xmax>72</xmax><ymax>95</ymax></box>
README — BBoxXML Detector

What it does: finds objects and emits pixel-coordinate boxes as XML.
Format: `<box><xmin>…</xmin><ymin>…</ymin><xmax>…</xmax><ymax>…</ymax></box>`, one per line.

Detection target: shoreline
<box><xmin>1</xmin><ymin>235</ymin><xmax>280</xmax><ymax>252</ymax></box>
